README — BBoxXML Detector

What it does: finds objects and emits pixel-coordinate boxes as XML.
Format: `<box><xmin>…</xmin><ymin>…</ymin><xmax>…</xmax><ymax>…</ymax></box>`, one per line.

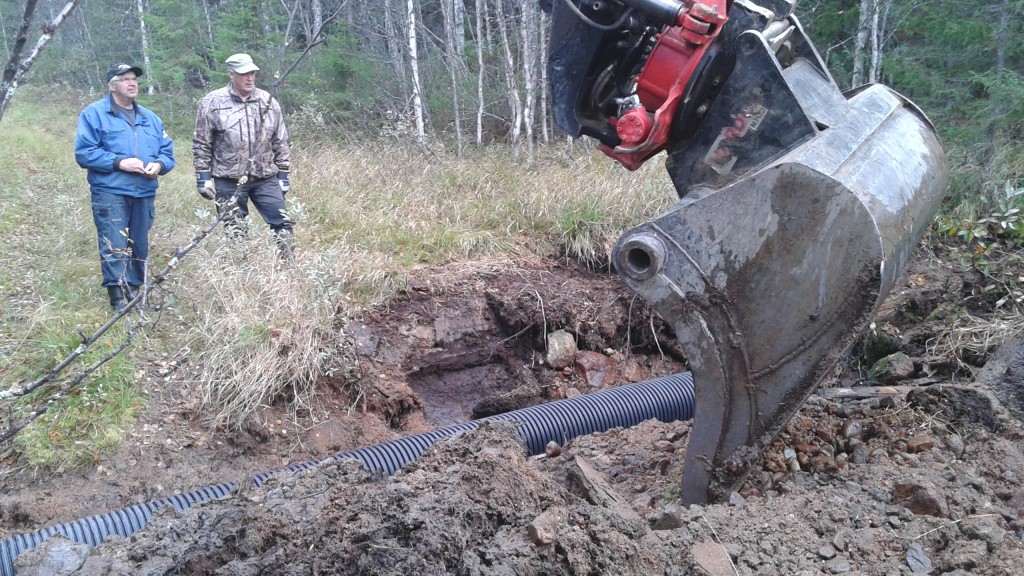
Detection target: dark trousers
<box><xmin>90</xmin><ymin>190</ymin><xmax>154</xmax><ymax>288</ymax></box>
<box><xmin>213</xmin><ymin>176</ymin><xmax>292</xmax><ymax>232</ymax></box>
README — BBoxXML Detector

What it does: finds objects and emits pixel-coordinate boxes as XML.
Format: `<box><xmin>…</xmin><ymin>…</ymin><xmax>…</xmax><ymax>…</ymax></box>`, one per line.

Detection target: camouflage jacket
<box><xmin>192</xmin><ymin>85</ymin><xmax>290</xmax><ymax>180</ymax></box>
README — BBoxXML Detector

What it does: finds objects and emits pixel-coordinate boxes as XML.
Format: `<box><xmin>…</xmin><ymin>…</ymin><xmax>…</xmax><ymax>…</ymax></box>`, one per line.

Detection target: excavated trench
<box><xmin>349</xmin><ymin>260</ymin><xmax>689</xmax><ymax>431</ymax></box>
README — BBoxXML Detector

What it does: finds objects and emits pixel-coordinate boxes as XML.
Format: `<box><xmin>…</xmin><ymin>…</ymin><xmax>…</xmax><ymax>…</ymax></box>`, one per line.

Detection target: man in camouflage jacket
<box><xmin>193</xmin><ymin>53</ymin><xmax>293</xmax><ymax>254</ymax></box>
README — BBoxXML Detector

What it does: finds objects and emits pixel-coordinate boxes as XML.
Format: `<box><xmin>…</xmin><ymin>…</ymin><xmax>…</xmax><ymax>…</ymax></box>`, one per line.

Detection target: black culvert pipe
<box><xmin>0</xmin><ymin>372</ymin><xmax>694</xmax><ymax>575</ymax></box>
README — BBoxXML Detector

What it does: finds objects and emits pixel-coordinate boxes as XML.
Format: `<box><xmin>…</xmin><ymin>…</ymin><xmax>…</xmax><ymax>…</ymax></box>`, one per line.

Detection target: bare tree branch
<box><xmin>0</xmin><ymin>192</ymin><xmax>263</xmax><ymax>446</ymax></box>
<box><xmin>0</xmin><ymin>322</ymin><xmax>142</xmax><ymax>444</ymax></box>
<box><xmin>270</xmin><ymin>0</ymin><xmax>349</xmax><ymax>96</ymax></box>
<box><xmin>0</xmin><ymin>205</ymin><xmax>230</xmax><ymax>404</ymax></box>
<box><xmin>0</xmin><ymin>0</ymin><xmax>84</xmax><ymax>121</ymax></box>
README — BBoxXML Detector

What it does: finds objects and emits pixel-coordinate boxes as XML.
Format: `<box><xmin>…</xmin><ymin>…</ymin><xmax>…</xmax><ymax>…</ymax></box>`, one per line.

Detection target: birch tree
<box><xmin>294</xmin><ymin>0</ymin><xmax>322</xmax><ymax>48</ymax></box>
<box><xmin>267</xmin><ymin>0</ymin><xmax>351</xmax><ymax>95</ymax></box>
<box><xmin>538</xmin><ymin>7</ymin><xmax>549</xmax><ymax>143</ymax></box>
<box><xmin>494</xmin><ymin>0</ymin><xmax>522</xmax><ymax>156</ymax></box>
<box><xmin>475</xmin><ymin>0</ymin><xmax>486</xmax><ymax>144</ymax></box>
<box><xmin>407</xmin><ymin>0</ymin><xmax>425</xmax><ymax>144</ymax></box>
<box><xmin>519</xmin><ymin>0</ymin><xmax>537</xmax><ymax>160</ymax></box>
<box><xmin>453</xmin><ymin>0</ymin><xmax>465</xmax><ymax>57</ymax></box>
<box><xmin>994</xmin><ymin>0</ymin><xmax>1019</xmax><ymax>71</ymax></box>
<box><xmin>198</xmin><ymin>0</ymin><xmax>215</xmax><ymax>48</ymax></box>
<box><xmin>1</xmin><ymin>9</ymin><xmax>9</xmax><ymax>61</ymax></box>
<box><xmin>74</xmin><ymin>8</ymin><xmax>102</xmax><ymax>85</ymax></box>
<box><xmin>850</xmin><ymin>0</ymin><xmax>889</xmax><ymax>85</ymax></box>
<box><xmin>867</xmin><ymin>0</ymin><xmax>882</xmax><ymax>82</ymax></box>
<box><xmin>311</xmin><ymin>0</ymin><xmax>324</xmax><ymax>37</ymax></box>
<box><xmin>136</xmin><ymin>0</ymin><xmax>154</xmax><ymax>94</ymax></box>
<box><xmin>442</xmin><ymin>0</ymin><xmax>464</xmax><ymax>154</ymax></box>
<box><xmin>851</xmin><ymin>0</ymin><xmax>873</xmax><ymax>86</ymax></box>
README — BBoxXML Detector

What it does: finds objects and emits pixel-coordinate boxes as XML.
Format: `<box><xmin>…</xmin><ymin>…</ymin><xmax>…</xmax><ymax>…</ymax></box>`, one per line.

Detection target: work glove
<box><xmin>196</xmin><ymin>171</ymin><xmax>215</xmax><ymax>200</ymax></box>
<box><xmin>277</xmin><ymin>171</ymin><xmax>290</xmax><ymax>194</ymax></box>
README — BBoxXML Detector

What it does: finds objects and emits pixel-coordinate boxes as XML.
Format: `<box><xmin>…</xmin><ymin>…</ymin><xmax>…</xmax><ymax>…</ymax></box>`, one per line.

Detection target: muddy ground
<box><xmin>3</xmin><ymin>248</ymin><xmax>1024</xmax><ymax>575</ymax></box>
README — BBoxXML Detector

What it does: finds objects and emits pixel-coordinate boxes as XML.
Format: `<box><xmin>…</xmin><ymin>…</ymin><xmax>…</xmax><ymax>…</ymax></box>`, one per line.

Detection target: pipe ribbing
<box><xmin>0</xmin><ymin>372</ymin><xmax>694</xmax><ymax>576</ymax></box>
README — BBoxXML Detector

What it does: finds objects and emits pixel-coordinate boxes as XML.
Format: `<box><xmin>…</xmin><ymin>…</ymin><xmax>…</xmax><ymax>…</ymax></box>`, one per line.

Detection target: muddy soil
<box><xmin>5</xmin><ymin>250</ymin><xmax>1024</xmax><ymax>575</ymax></box>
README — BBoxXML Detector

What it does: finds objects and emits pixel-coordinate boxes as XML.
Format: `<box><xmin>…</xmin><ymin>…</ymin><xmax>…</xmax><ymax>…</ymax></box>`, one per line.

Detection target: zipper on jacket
<box><xmin>115</xmin><ymin>109</ymin><xmax>142</xmax><ymax>195</ymax></box>
<box><xmin>242</xmin><ymin>99</ymin><xmax>259</xmax><ymax>176</ymax></box>
<box><xmin>131</xmin><ymin>119</ymin><xmax>140</xmax><ymax>194</ymax></box>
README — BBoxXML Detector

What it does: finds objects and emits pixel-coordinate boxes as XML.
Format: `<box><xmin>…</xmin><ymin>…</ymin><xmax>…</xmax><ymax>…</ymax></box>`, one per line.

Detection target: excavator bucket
<box><xmin>614</xmin><ymin>86</ymin><xmax>947</xmax><ymax>503</ymax></box>
<box><xmin>544</xmin><ymin>0</ymin><xmax>949</xmax><ymax>503</ymax></box>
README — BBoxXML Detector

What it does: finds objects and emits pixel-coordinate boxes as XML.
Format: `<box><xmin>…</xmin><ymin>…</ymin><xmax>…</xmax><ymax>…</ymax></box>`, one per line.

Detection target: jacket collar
<box><xmin>105</xmin><ymin>94</ymin><xmax>148</xmax><ymax>124</ymax></box>
<box><xmin>227</xmin><ymin>84</ymin><xmax>265</xmax><ymax>104</ymax></box>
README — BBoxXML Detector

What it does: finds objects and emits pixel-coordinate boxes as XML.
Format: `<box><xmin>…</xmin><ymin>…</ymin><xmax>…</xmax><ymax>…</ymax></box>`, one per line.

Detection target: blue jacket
<box><xmin>74</xmin><ymin>95</ymin><xmax>176</xmax><ymax>197</ymax></box>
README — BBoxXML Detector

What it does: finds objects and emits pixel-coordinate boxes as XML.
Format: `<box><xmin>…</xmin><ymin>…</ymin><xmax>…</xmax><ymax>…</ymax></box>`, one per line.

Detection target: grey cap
<box><xmin>225</xmin><ymin>53</ymin><xmax>259</xmax><ymax>74</ymax></box>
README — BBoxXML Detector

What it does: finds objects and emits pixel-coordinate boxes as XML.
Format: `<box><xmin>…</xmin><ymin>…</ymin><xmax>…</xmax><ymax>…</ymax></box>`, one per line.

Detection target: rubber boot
<box><xmin>128</xmin><ymin>285</ymin><xmax>144</xmax><ymax>308</ymax></box>
<box><xmin>107</xmin><ymin>286</ymin><xmax>127</xmax><ymax>311</ymax></box>
<box><xmin>274</xmin><ymin>227</ymin><xmax>295</xmax><ymax>262</ymax></box>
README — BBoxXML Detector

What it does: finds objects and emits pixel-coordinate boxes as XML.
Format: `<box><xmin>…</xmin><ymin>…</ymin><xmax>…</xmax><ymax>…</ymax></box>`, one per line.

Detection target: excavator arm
<box><xmin>543</xmin><ymin>0</ymin><xmax>949</xmax><ymax>504</ymax></box>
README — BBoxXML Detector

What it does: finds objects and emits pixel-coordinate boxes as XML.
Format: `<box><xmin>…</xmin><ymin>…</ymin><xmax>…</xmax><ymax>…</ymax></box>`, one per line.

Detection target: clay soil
<box><xmin>3</xmin><ymin>248</ymin><xmax>1024</xmax><ymax>576</ymax></box>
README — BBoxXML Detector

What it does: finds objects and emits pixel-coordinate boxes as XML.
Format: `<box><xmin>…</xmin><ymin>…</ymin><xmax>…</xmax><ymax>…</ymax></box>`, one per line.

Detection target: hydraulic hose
<box><xmin>0</xmin><ymin>371</ymin><xmax>694</xmax><ymax>575</ymax></box>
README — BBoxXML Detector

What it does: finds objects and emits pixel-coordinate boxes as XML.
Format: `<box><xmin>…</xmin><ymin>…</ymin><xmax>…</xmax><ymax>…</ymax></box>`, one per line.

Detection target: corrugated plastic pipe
<box><xmin>0</xmin><ymin>372</ymin><xmax>694</xmax><ymax>575</ymax></box>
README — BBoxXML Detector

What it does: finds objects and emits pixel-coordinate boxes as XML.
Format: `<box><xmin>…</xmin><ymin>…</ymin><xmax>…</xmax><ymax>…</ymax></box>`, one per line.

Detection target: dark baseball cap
<box><xmin>106</xmin><ymin>63</ymin><xmax>144</xmax><ymax>83</ymax></box>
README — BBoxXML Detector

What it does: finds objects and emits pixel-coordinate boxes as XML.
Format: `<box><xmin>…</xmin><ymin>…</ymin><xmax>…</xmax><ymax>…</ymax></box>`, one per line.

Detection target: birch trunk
<box><xmin>453</xmin><ymin>0</ymin><xmax>466</xmax><ymax>57</ymax></box>
<box><xmin>539</xmin><ymin>9</ymin><xmax>549</xmax><ymax>144</ymax></box>
<box><xmin>413</xmin><ymin>0</ymin><xmax>431</xmax><ymax>132</ymax></box>
<box><xmin>0</xmin><ymin>9</ymin><xmax>9</xmax><ymax>62</ymax></box>
<box><xmin>198</xmin><ymin>0</ymin><xmax>215</xmax><ymax>49</ymax></box>
<box><xmin>3</xmin><ymin>0</ymin><xmax>38</xmax><ymax>90</ymax></box>
<box><xmin>475</xmin><ymin>0</ymin><xmax>485</xmax><ymax>144</ymax></box>
<box><xmin>995</xmin><ymin>0</ymin><xmax>1010</xmax><ymax>71</ymax></box>
<box><xmin>77</xmin><ymin>8</ymin><xmax>101</xmax><ymax>86</ymax></box>
<box><xmin>519</xmin><ymin>0</ymin><xmax>536</xmax><ymax>160</ymax></box>
<box><xmin>136</xmin><ymin>0</ymin><xmax>154</xmax><ymax>94</ymax></box>
<box><xmin>261</xmin><ymin>0</ymin><xmax>273</xmax><ymax>48</ymax></box>
<box><xmin>494</xmin><ymin>0</ymin><xmax>522</xmax><ymax>157</ymax></box>
<box><xmin>851</xmin><ymin>0</ymin><xmax>872</xmax><ymax>87</ymax></box>
<box><xmin>312</xmin><ymin>0</ymin><xmax>323</xmax><ymax>34</ymax></box>
<box><xmin>442</xmin><ymin>0</ymin><xmax>463</xmax><ymax>154</ymax></box>
<box><xmin>868</xmin><ymin>0</ymin><xmax>881</xmax><ymax>83</ymax></box>
<box><xmin>483</xmin><ymin>0</ymin><xmax>493</xmax><ymax>50</ymax></box>
<box><xmin>407</xmin><ymin>0</ymin><xmax>426</xmax><ymax>144</ymax></box>
<box><xmin>299</xmin><ymin>0</ymin><xmax>324</xmax><ymax>45</ymax></box>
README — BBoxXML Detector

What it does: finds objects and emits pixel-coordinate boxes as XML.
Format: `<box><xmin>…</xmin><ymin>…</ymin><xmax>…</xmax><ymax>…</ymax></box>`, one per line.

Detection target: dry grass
<box><xmin>928</xmin><ymin>310</ymin><xmax>1024</xmax><ymax>372</ymax></box>
<box><xmin>164</xmin><ymin>140</ymin><xmax>674</xmax><ymax>429</ymax></box>
<box><xmin>921</xmin><ymin>240</ymin><xmax>1024</xmax><ymax>374</ymax></box>
<box><xmin>292</xmin><ymin>141</ymin><xmax>673</xmax><ymax>267</ymax></box>
<box><xmin>176</xmin><ymin>232</ymin><xmax>369</xmax><ymax>427</ymax></box>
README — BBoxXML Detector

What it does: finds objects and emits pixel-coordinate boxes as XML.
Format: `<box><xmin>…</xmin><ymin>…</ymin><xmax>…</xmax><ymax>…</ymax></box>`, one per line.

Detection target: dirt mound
<box><xmin>21</xmin><ymin>394</ymin><xmax>1024</xmax><ymax>575</ymax></box>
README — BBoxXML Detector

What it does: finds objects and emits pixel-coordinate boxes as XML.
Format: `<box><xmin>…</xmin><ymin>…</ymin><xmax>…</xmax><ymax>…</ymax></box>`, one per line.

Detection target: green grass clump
<box><xmin>12</xmin><ymin>324</ymin><xmax>145</xmax><ymax>471</ymax></box>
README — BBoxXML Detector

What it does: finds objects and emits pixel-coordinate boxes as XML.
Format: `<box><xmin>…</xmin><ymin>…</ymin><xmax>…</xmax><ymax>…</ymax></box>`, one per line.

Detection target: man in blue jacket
<box><xmin>75</xmin><ymin>63</ymin><xmax>175</xmax><ymax>310</ymax></box>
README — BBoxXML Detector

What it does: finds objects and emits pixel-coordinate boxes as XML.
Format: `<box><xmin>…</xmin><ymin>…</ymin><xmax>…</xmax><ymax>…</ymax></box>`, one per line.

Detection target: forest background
<box><xmin>0</xmin><ymin>0</ymin><xmax>1021</xmax><ymax>205</ymax></box>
